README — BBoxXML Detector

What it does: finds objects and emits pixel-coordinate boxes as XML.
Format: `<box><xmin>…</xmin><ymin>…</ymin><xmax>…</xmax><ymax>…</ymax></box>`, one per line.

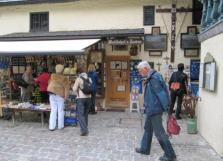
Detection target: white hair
<box><xmin>137</xmin><ymin>61</ymin><xmax>151</xmax><ymax>69</ymax></box>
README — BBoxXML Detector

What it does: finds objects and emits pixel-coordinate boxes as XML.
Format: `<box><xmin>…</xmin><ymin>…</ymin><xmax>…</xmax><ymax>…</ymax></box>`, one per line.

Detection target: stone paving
<box><xmin>0</xmin><ymin>111</ymin><xmax>223</xmax><ymax>161</ymax></box>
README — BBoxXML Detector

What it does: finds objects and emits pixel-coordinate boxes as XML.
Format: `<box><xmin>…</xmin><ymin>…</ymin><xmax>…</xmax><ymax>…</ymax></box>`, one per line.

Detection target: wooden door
<box><xmin>105</xmin><ymin>56</ymin><xmax>130</xmax><ymax>108</ymax></box>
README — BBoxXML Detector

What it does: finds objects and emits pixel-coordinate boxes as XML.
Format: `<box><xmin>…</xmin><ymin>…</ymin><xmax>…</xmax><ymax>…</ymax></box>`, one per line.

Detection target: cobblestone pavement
<box><xmin>0</xmin><ymin>111</ymin><xmax>223</xmax><ymax>161</ymax></box>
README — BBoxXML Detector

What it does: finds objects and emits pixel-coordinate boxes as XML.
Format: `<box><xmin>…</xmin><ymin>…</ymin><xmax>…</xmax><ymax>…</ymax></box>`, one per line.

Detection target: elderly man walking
<box><xmin>135</xmin><ymin>61</ymin><xmax>176</xmax><ymax>161</ymax></box>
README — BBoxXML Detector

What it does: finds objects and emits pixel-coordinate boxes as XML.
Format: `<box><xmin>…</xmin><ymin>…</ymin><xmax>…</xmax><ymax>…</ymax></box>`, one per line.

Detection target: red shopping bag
<box><xmin>167</xmin><ymin>115</ymin><xmax>180</xmax><ymax>136</ymax></box>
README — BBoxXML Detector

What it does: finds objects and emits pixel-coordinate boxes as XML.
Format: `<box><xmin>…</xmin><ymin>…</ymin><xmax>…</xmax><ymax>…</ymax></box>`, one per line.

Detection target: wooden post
<box><xmin>156</xmin><ymin>3</ymin><xmax>193</xmax><ymax>62</ymax></box>
<box><xmin>171</xmin><ymin>0</ymin><xmax>176</xmax><ymax>63</ymax></box>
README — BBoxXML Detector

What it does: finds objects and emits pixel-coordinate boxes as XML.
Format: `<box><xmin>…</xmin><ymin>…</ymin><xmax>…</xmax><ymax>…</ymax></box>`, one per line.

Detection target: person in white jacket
<box><xmin>73</xmin><ymin>67</ymin><xmax>92</xmax><ymax>136</ymax></box>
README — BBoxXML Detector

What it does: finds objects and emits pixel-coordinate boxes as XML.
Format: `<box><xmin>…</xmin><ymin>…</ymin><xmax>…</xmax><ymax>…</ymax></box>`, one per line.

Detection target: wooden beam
<box><xmin>156</xmin><ymin>8</ymin><xmax>193</xmax><ymax>13</ymax></box>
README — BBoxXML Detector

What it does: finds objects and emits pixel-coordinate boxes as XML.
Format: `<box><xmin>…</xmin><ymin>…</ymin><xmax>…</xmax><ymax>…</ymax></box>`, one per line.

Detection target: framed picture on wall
<box><xmin>144</xmin><ymin>34</ymin><xmax>167</xmax><ymax>51</ymax></box>
<box><xmin>199</xmin><ymin>53</ymin><xmax>216</xmax><ymax>91</ymax></box>
<box><xmin>149</xmin><ymin>51</ymin><xmax>162</xmax><ymax>56</ymax></box>
<box><xmin>184</xmin><ymin>48</ymin><xmax>199</xmax><ymax>57</ymax></box>
<box><xmin>152</xmin><ymin>27</ymin><xmax>161</xmax><ymax>36</ymax></box>
<box><xmin>181</xmin><ymin>34</ymin><xmax>200</xmax><ymax>49</ymax></box>
<box><xmin>187</xmin><ymin>26</ymin><xmax>197</xmax><ymax>34</ymax></box>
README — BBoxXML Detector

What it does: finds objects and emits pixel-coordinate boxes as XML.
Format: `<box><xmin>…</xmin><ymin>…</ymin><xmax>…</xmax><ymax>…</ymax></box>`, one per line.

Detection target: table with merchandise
<box><xmin>0</xmin><ymin>103</ymin><xmax>51</xmax><ymax>127</ymax></box>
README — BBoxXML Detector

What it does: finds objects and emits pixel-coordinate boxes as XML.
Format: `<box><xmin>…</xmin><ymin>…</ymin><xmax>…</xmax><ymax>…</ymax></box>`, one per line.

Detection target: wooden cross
<box><xmin>156</xmin><ymin>1</ymin><xmax>192</xmax><ymax>62</ymax></box>
<box><xmin>163</xmin><ymin>55</ymin><xmax>170</xmax><ymax>65</ymax></box>
<box><xmin>156</xmin><ymin>62</ymin><xmax>162</xmax><ymax>71</ymax></box>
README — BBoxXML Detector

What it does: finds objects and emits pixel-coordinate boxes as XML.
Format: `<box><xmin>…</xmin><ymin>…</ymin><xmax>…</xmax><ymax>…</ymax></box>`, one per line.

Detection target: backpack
<box><xmin>170</xmin><ymin>72</ymin><xmax>180</xmax><ymax>91</ymax></box>
<box><xmin>14</xmin><ymin>78</ymin><xmax>28</xmax><ymax>88</ymax></box>
<box><xmin>80</xmin><ymin>76</ymin><xmax>93</xmax><ymax>95</ymax></box>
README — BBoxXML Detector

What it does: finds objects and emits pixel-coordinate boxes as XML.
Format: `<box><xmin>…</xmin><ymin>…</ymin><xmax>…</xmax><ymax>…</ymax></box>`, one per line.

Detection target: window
<box><xmin>30</xmin><ymin>12</ymin><xmax>49</xmax><ymax>32</ymax></box>
<box><xmin>143</xmin><ymin>6</ymin><xmax>155</xmax><ymax>26</ymax></box>
<box><xmin>192</xmin><ymin>0</ymin><xmax>202</xmax><ymax>25</ymax></box>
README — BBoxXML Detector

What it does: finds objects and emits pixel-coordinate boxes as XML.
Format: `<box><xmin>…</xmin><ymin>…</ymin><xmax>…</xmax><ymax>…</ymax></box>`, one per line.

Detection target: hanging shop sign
<box><xmin>108</xmin><ymin>39</ymin><xmax>143</xmax><ymax>45</ymax></box>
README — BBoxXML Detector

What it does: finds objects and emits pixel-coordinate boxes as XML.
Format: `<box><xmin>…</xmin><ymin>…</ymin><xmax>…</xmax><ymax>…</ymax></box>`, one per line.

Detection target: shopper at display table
<box><xmin>35</xmin><ymin>68</ymin><xmax>51</xmax><ymax>103</ymax></box>
<box><xmin>47</xmin><ymin>64</ymin><xmax>70</xmax><ymax>131</ymax></box>
<box><xmin>21</xmin><ymin>66</ymin><xmax>34</xmax><ymax>102</ymax></box>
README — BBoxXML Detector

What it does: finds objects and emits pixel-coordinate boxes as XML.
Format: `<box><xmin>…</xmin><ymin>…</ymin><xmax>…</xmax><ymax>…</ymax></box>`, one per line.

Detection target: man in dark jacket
<box><xmin>87</xmin><ymin>64</ymin><xmax>98</xmax><ymax>114</ymax></box>
<box><xmin>169</xmin><ymin>63</ymin><xmax>188</xmax><ymax>120</ymax></box>
<box><xmin>135</xmin><ymin>61</ymin><xmax>176</xmax><ymax>161</ymax></box>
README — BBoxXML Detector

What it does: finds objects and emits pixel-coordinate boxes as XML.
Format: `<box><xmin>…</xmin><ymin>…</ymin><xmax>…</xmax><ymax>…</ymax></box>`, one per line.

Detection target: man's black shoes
<box><xmin>135</xmin><ymin>148</ymin><xmax>149</xmax><ymax>155</ymax></box>
<box><xmin>159</xmin><ymin>155</ymin><xmax>176</xmax><ymax>161</ymax></box>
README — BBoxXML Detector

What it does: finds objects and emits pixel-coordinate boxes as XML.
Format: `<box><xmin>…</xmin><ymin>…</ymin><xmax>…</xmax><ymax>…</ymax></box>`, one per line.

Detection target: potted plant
<box><xmin>182</xmin><ymin>94</ymin><xmax>201</xmax><ymax>134</ymax></box>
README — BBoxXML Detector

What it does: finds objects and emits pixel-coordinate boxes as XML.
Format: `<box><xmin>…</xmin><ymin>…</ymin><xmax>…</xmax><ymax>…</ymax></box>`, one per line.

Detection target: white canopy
<box><xmin>0</xmin><ymin>39</ymin><xmax>100</xmax><ymax>56</ymax></box>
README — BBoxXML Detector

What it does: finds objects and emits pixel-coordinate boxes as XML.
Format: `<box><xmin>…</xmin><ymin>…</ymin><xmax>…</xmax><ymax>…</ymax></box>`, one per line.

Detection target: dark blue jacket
<box><xmin>87</xmin><ymin>71</ymin><xmax>98</xmax><ymax>92</ymax></box>
<box><xmin>144</xmin><ymin>70</ymin><xmax>170</xmax><ymax>116</ymax></box>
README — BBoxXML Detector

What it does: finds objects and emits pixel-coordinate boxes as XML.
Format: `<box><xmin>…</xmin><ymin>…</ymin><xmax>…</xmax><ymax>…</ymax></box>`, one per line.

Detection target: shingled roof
<box><xmin>0</xmin><ymin>0</ymin><xmax>78</xmax><ymax>7</ymax></box>
<box><xmin>0</xmin><ymin>29</ymin><xmax>145</xmax><ymax>41</ymax></box>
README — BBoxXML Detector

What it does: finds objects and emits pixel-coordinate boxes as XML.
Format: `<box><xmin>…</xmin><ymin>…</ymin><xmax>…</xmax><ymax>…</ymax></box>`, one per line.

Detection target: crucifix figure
<box><xmin>163</xmin><ymin>55</ymin><xmax>170</xmax><ymax>65</ymax></box>
<box><xmin>156</xmin><ymin>0</ymin><xmax>193</xmax><ymax>62</ymax></box>
<box><xmin>156</xmin><ymin>62</ymin><xmax>162</xmax><ymax>71</ymax></box>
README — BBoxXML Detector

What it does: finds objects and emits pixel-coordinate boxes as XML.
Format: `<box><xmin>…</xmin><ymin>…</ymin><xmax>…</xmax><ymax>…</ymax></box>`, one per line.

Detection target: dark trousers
<box><xmin>169</xmin><ymin>91</ymin><xmax>183</xmax><ymax>117</ymax></box>
<box><xmin>141</xmin><ymin>113</ymin><xmax>176</xmax><ymax>158</ymax></box>
<box><xmin>90</xmin><ymin>91</ymin><xmax>96</xmax><ymax>112</ymax></box>
<box><xmin>77</xmin><ymin>98</ymin><xmax>91</xmax><ymax>133</ymax></box>
<box><xmin>40</xmin><ymin>91</ymin><xmax>49</xmax><ymax>103</ymax></box>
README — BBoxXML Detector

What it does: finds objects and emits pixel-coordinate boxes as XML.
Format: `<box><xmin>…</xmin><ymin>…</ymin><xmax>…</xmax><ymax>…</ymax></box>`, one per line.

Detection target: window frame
<box><xmin>30</xmin><ymin>12</ymin><xmax>49</xmax><ymax>32</ymax></box>
<box><xmin>143</xmin><ymin>6</ymin><xmax>155</xmax><ymax>26</ymax></box>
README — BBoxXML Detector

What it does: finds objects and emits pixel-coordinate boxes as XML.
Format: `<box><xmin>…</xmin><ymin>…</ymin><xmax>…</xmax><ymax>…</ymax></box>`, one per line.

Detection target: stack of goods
<box><xmin>34</xmin><ymin>87</ymin><xmax>42</xmax><ymax>103</ymax></box>
<box><xmin>130</xmin><ymin>60</ymin><xmax>143</xmax><ymax>94</ymax></box>
<box><xmin>64</xmin><ymin>96</ymin><xmax>77</xmax><ymax>126</ymax></box>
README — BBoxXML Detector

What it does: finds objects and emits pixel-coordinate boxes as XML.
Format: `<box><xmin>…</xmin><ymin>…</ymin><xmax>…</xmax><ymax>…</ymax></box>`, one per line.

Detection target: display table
<box><xmin>0</xmin><ymin>104</ymin><xmax>51</xmax><ymax>127</ymax></box>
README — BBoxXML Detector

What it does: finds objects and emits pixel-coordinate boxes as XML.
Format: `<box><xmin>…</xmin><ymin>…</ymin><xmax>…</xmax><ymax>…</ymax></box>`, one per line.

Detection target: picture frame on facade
<box><xmin>19</xmin><ymin>66</ymin><xmax>25</xmax><ymax>74</ymax></box>
<box><xmin>184</xmin><ymin>48</ymin><xmax>199</xmax><ymax>57</ymax></box>
<box><xmin>181</xmin><ymin>33</ymin><xmax>200</xmax><ymax>49</ymax></box>
<box><xmin>115</xmin><ymin>61</ymin><xmax>122</xmax><ymax>69</ymax></box>
<box><xmin>144</xmin><ymin>34</ymin><xmax>167</xmax><ymax>51</ymax></box>
<box><xmin>187</xmin><ymin>26</ymin><xmax>197</xmax><ymax>34</ymax></box>
<box><xmin>199</xmin><ymin>61</ymin><xmax>216</xmax><ymax>91</ymax></box>
<box><xmin>152</xmin><ymin>27</ymin><xmax>161</xmax><ymax>36</ymax></box>
<box><xmin>149</xmin><ymin>51</ymin><xmax>162</xmax><ymax>56</ymax></box>
<box><xmin>110</xmin><ymin>61</ymin><xmax>116</xmax><ymax>70</ymax></box>
<box><xmin>12</xmin><ymin>66</ymin><xmax>19</xmax><ymax>74</ymax></box>
<box><xmin>204</xmin><ymin>62</ymin><xmax>216</xmax><ymax>91</ymax></box>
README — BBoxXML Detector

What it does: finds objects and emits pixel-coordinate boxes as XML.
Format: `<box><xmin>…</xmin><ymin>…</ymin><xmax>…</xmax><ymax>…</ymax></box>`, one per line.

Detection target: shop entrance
<box><xmin>105</xmin><ymin>56</ymin><xmax>130</xmax><ymax>108</ymax></box>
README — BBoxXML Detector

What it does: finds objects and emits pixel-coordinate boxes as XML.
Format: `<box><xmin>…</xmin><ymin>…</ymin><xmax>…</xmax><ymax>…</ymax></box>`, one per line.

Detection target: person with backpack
<box><xmin>135</xmin><ymin>61</ymin><xmax>176</xmax><ymax>161</ymax></box>
<box><xmin>168</xmin><ymin>63</ymin><xmax>188</xmax><ymax>120</ymax></box>
<box><xmin>87</xmin><ymin>64</ymin><xmax>98</xmax><ymax>114</ymax></box>
<box><xmin>72</xmin><ymin>67</ymin><xmax>92</xmax><ymax>136</ymax></box>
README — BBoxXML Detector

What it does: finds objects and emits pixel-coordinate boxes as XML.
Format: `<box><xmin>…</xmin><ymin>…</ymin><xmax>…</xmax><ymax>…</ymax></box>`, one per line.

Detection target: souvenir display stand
<box><xmin>190</xmin><ymin>60</ymin><xmax>200</xmax><ymax>95</ymax></box>
<box><xmin>130</xmin><ymin>86</ymin><xmax>140</xmax><ymax>113</ymax></box>
<box><xmin>64</xmin><ymin>95</ymin><xmax>78</xmax><ymax>126</ymax></box>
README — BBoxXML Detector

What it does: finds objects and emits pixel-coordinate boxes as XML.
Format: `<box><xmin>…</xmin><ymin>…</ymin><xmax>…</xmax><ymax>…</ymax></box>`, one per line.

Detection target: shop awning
<box><xmin>0</xmin><ymin>39</ymin><xmax>100</xmax><ymax>56</ymax></box>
